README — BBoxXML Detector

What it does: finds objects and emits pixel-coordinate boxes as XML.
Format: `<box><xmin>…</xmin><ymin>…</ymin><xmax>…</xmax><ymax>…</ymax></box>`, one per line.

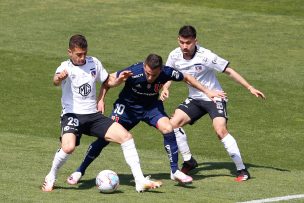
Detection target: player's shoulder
<box><xmin>168</xmin><ymin>47</ymin><xmax>183</xmax><ymax>59</ymax></box>
<box><xmin>196</xmin><ymin>45</ymin><xmax>212</xmax><ymax>54</ymax></box>
<box><xmin>128</xmin><ymin>62</ymin><xmax>144</xmax><ymax>72</ymax></box>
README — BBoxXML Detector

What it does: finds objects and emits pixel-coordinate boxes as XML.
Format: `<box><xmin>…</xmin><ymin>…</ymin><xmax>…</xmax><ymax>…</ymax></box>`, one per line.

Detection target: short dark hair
<box><xmin>178</xmin><ymin>25</ymin><xmax>197</xmax><ymax>38</ymax></box>
<box><xmin>145</xmin><ymin>54</ymin><xmax>163</xmax><ymax>70</ymax></box>
<box><xmin>69</xmin><ymin>34</ymin><xmax>88</xmax><ymax>49</ymax></box>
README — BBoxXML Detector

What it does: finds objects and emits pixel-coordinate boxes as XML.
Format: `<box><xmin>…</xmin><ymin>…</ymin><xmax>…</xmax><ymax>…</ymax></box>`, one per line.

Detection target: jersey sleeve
<box><xmin>116</xmin><ymin>66</ymin><xmax>132</xmax><ymax>78</ymax></box>
<box><xmin>163</xmin><ymin>66</ymin><xmax>184</xmax><ymax>81</ymax></box>
<box><xmin>55</xmin><ymin>62</ymin><xmax>66</xmax><ymax>74</ymax></box>
<box><xmin>95</xmin><ymin>58</ymin><xmax>109</xmax><ymax>83</ymax></box>
<box><xmin>165</xmin><ymin>55</ymin><xmax>174</xmax><ymax>68</ymax></box>
<box><xmin>204</xmin><ymin>50</ymin><xmax>229</xmax><ymax>72</ymax></box>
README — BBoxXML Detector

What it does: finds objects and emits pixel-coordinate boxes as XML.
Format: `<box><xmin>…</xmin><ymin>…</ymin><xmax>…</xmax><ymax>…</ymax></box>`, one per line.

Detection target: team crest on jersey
<box><xmin>147</xmin><ymin>84</ymin><xmax>151</xmax><ymax>89</ymax></box>
<box><xmin>154</xmin><ymin>84</ymin><xmax>163</xmax><ymax>92</ymax></box>
<box><xmin>90</xmin><ymin>68</ymin><xmax>96</xmax><ymax>78</ymax></box>
<box><xmin>212</xmin><ymin>56</ymin><xmax>218</xmax><ymax>64</ymax></box>
<box><xmin>195</xmin><ymin>65</ymin><xmax>203</xmax><ymax>71</ymax></box>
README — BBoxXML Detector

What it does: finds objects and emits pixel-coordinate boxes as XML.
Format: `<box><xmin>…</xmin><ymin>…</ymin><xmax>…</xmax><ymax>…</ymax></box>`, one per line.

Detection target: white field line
<box><xmin>237</xmin><ymin>194</ymin><xmax>304</xmax><ymax>203</ymax></box>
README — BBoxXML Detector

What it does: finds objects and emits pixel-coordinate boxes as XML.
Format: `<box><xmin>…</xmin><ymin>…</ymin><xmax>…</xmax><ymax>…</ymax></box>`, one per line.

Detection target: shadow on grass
<box><xmin>55</xmin><ymin>162</ymin><xmax>289</xmax><ymax>191</ymax></box>
<box><xmin>55</xmin><ymin>172</ymin><xmax>196</xmax><ymax>191</ymax></box>
<box><xmin>188</xmin><ymin>161</ymin><xmax>290</xmax><ymax>180</ymax></box>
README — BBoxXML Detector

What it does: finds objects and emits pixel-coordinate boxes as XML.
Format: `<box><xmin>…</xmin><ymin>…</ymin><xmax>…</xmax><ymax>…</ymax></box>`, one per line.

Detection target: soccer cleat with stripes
<box><xmin>42</xmin><ymin>174</ymin><xmax>56</xmax><ymax>192</ymax></box>
<box><xmin>170</xmin><ymin>170</ymin><xmax>193</xmax><ymax>184</ymax></box>
<box><xmin>181</xmin><ymin>157</ymin><xmax>198</xmax><ymax>174</ymax></box>
<box><xmin>235</xmin><ymin>169</ymin><xmax>251</xmax><ymax>182</ymax></box>
<box><xmin>67</xmin><ymin>171</ymin><xmax>82</xmax><ymax>185</ymax></box>
<box><xmin>135</xmin><ymin>176</ymin><xmax>162</xmax><ymax>192</ymax></box>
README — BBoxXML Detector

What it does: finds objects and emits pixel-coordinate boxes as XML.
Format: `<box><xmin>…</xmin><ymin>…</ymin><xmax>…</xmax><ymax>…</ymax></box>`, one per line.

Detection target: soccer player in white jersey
<box><xmin>42</xmin><ymin>34</ymin><xmax>162</xmax><ymax>193</ymax></box>
<box><xmin>161</xmin><ymin>25</ymin><xmax>265</xmax><ymax>181</ymax></box>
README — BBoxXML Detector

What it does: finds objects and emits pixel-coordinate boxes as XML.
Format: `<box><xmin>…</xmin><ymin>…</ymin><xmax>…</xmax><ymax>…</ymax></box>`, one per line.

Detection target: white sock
<box><xmin>174</xmin><ymin>128</ymin><xmax>192</xmax><ymax>161</ymax></box>
<box><xmin>221</xmin><ymin>134</ymin><xmax>245</xmax><ymax>171</ymax></box>
<box><xmin>121</xmin><ymin>138</ymin><xmax>145</xmax><ymax>182</ymax></box>
<box><xmin>48</xmin><ymin>148</ymin><xmax>70</xmax><ymax>178</ymax></box>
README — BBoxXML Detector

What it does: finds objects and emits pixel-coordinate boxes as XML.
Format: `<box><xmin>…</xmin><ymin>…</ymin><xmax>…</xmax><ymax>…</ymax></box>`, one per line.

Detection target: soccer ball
<box><xmin>96</xmin><ymin>170</ymin><xmax>119</xmax><ymax>193</ymax></box>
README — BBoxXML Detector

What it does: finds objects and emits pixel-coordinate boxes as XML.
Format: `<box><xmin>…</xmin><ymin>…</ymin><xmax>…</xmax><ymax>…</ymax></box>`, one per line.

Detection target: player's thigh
<box><xmin>60</xmin><ymin>113</ymin><xmax>82</xmax><ymax>153</ymax></box>
<box><xmin>104</xmin><ymin>122</ymin><xmax>132</xmax><ymax>144</ymax></box>
<box><xmin>143</xmin><ymin>100</ymin><xmax>172</xmax><ymax>133</ymax></box>
<box><xmin>174</xmin><ymin>97</ymin><xmax>206</xmax><ymax>126</ymax></box>
<box><xmin>170</xmin><ymin>109</ymin><xmax>192</xmax><ymax>128</ymax></box>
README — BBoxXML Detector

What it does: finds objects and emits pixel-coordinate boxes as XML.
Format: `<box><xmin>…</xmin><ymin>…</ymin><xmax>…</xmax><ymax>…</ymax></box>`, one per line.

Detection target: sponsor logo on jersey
<box><xmin>64</xmin><ymin>126</ymin><xmax>70</xmax><ymax>131</ymax></box>
<box><xmin>132</xmin><ymin>73</ymin><xmax>144</xmax><ymax>78</ymax></box>
<box><xmin>216</xmin><ymin>102</ymin><xmax>223</xmax><ymax>109</ymax></box>
<box><xmin>164</xmin><ymin>145</ymin><xmax>173</xmax><ymax>162</ymax></box>
<box><xmin>79</xmin><ymin>83</ymin><xmax>91</xmax><ymax>96</ymax></box>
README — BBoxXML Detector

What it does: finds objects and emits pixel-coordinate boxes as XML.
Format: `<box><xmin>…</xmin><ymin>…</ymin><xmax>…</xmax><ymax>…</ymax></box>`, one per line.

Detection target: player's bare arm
<box><xmin>104</xmin><ymin>71</ymin><xmax>133</xmax><ymax>87</ymax></box>
<box><xmin>98</xmin><ymin>70</ymin><xmax>133</xmax><ymax>112</ymax></box>
<box><xmin>97</xmin><ymin>84</ymin><xmax>110</xmax><ymax>113</ymax></box>
<box><xmin>224</xmin><ymin>67</ymin><xmax>266</xmax><ymax>99</ymax></box>
<box><xmin>160</xmin><ymin>81</ymin><xmax>172</xmax><ymax>101</ymax></box>
<box><xmin>183</xmin><ymin>73</ymin><xmax>226</xmax><ymax>100</ymax></box>
<box><xmin>53</xmin><ymin>69</ymin><xmax>68</xmax><ymax>86</ymax></box>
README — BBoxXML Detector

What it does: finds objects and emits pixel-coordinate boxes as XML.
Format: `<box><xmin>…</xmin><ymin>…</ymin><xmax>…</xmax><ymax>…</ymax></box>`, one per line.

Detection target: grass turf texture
<box><xmin>0</xmin><ymin>0</ymin><xmax>303</xmax><ymax>202</ymax></box>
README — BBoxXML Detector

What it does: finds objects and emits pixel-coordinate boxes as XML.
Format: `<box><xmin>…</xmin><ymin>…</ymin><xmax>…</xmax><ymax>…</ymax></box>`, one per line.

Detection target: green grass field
<box><xmin>0</xmin><ymin>0</ymin><xmax>303</xmax><ymax>202</ymax></box>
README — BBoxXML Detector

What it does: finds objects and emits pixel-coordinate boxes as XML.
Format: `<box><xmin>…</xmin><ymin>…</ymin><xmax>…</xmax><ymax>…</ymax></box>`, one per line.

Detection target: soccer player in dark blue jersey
<box><xmin>67</xmin><ymin>54</ymin><xmax>226</xmax><ymax>185</ymax></box>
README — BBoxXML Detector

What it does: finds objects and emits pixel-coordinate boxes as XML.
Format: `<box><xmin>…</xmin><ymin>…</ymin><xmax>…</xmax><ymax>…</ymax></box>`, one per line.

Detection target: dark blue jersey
<box><xmin>116</xmin><ymin>62</ymin><xmax>184</xmax><ymax>107</ymax></box>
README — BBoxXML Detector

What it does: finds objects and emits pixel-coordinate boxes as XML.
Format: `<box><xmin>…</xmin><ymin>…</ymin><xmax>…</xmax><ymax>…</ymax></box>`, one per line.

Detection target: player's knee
<box><xmin>160</xmin><ymin>125</ymin><xmax>174</xmax><ymax>134</ymax></box>
<box><xmin>61</xmin><ymin>144</ymin><xmax>75</xmax><ymax>154</ymax></box>
<box><xmin>120</xmin><ymin>131</ymin><xmax>133</xmax><ymax>142</ymax></box>
<box><xmin>215</xmin><ymin>128</ymin><xmax>228</xmax><ymax>139</ymax></box>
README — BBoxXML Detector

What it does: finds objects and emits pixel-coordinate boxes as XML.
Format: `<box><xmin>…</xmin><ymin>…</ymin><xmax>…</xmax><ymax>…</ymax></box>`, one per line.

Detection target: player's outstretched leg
<box><xmin>67</xmin><ymin>138</ymin><xmax>109</xmax><ymax>185</ymax></box>
<box><xmin>135</xmin><ymin>176</ymin><xmax>163</xmax><ymax>193</ymax></box>
<box><xmin>121</xmin><ymin>138</ymin><xmax>162</xmax><ymax>192</ymax></box>
<box><xmin>174</xmin><ymin>128</ymin><xmax>198</xmax><ymax>174</ymax></box>
<box><xmin>42</xmin><ymin>148</ymin><xmax>70</xmax><ymax>192</ymax></box>
<box><xmin>163</xmin><ymin>131</ymin><xmax>193</xmax><ymax>184</ymax></box>
<box><xmin>221</xmin><ymin>133</ymin><xmax>250</xmax><ymax>182</ymax></box>
<box><xmin>181</xmin><ymin>156</ymin><xmax>198</xmax><ymax>175</ymax></box>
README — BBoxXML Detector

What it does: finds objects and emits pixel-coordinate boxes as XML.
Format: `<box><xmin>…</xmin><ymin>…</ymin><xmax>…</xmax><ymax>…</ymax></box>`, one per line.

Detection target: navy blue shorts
<box><xmin>60</xmin><ymin>112</ymin><xmax>114</xmax><ymax>146</ymax></box>
<box><xmin>110</xmin><ymin>100</ymin><xmax>168</xmax><ymax>130</ymax></box>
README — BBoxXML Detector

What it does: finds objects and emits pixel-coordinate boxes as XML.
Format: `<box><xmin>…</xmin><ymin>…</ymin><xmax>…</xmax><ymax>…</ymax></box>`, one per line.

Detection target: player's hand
<box><xmin>116</xmin><ymin>70</ymin><xmax>133</xmax><ymax>83</ymax></box>
<box><xmin>206</xmin><ymin>90</ymin><xmax>227</xmax><ymax>102</ymax></box>
<box><xmin>57</xmin><ymin>69</ymin><xmax>68</xmax><ymax>81</ymax></box>
<box><xmin>160</xmin><ymin>89</ymin><xmax>170</xmax><ymax>101</ymax></box>
<box><xmin>248</xmin><ymin>86</ymin><xmax>266</xmax><ymax>99</ymax></box>
<box><xmin>97</xmin><ymin>100</ymin><xmax>105</xmax><ymax>113</ymax></box>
